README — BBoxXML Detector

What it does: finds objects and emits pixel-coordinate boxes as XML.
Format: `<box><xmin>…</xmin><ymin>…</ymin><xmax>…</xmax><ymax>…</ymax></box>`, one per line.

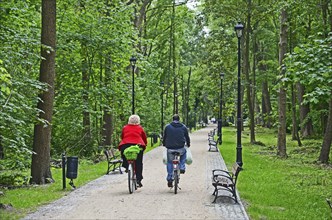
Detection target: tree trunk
<box><xmin>0</xmin><ymin>135</ymin><xmax>4</xmax><ymax>159</ymax></box>
<box><xmin>277</xmin><ymin>9</ymin><xmax>288</xmax><ymax>158</ymax></box>
<box><xmin>262</xmin><ymin>80</ymin><xmax>272</xmax><ymax>128</ymax></box>
<box><xmin>130</xmin><ymin>0</ymin><xmax>151</xmax><ymax>55</ymax></box>
<box><xmin>253</xmin><ymin>31</ymin><xmax>260</xmax><ymax>126</ymax></box>
<box><xmin>321</xmin><ymin>0</ymin><xmax>330</xmax><ymax>37</ymax></box>
<box><xmin>318</xmin><ymin>93</ymin><xmax>332</xmax><ymax>163</ymax></box>
<box><xmin>81</xmin><ymin>44</ymin><xmax>91</xmax><ymax>155</ymax></box>
<box><xmin>185</xmin><ymin>67</ymin><xmax>191</xmax><ymax>126</ymax></box>
<box><xmin>102</xmin><ymin>110</ymin><xmax>113</xmax><ymax>146</ymax></box>
<box><xmin>244</xmin><ymin>0</ymin><xmax>255</xmax><ymax>144</ymax></box>
<box><xmin>102</xmin><ymin>56</ymin><xmax>113</xmax><ymax>146</ymax></box>
<box><xmin>291</xmin><ymin>84</ymin><xmax>302</xmax><ymax>146</ymax></box>
<box><xmin>78</xmin><ymin>1</ymin><xmax>92</xmax><ymax>156</ymax></box>
<box><xmin>101</xmin><ymin>2</ymin><xmax>113</xmax><ymax>147</ymax></box>
<box><xmin>171</xmin><ymin>0</ymin><xmax>178</xmax><ymax>114</ymax></box>
<box><xmin>318</xmin><ymin>0</ymin><xmax>332</xmax><ymax>156</ymax></box>
<box><xmin>258</xmin><ymin>41</ymin><xmax>272</xmax><ymax>128</ymax></box>
<box><xmin>30</xmin><ymin>0</ymin><xmax>56</xmax><ymax>184</ymax></box>
<box><xmin>297</xmin><ymin>83</ymin><xmax>314</xmax><ymax>137</ymax></box>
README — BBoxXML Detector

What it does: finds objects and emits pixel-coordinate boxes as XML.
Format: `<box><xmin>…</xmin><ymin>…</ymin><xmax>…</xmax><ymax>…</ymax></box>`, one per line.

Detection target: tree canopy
<box><xmin>0</xmin><ymin>0</ymin><xmax>331</xmax><ymax>185</ymax></box>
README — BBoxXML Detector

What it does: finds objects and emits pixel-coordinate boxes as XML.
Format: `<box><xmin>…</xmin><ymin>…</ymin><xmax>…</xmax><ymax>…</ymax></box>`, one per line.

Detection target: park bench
<box><xmin>208</xmin><ymin>129</ymin><xmax>219</xmax><ymax>152</ymax></box>
<box><xmin>212</xmin><ymin>162</ymin><xmax>242</xmax><ymax>203</ymax></box>
<box><xmin>103</xmin><ymin>147</ymin><xmax>123</xmax><ymax>174</ymax></box>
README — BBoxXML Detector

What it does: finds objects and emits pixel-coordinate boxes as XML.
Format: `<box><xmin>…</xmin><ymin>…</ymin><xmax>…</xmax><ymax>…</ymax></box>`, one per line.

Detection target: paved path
<box><xmin>24</xmin><ymin>124</ymin><xmax>249</xmax><ymax>220</ymax></box>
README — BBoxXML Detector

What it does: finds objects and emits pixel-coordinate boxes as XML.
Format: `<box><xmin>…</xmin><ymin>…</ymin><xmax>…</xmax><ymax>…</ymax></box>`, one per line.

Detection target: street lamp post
<box><xmin>218</xmin><ymin>72</ymin><xmax>225</xmax><ymax>144</ymax></box>
<box><xmin>235</xmin><ymin>22</ymin><xmax>244</xmax><ymax>166</ymax></box>
<box><xmin>130</xmin><ymin>56</ymin><xmax>137</xmax><ymax>114</ymax></box>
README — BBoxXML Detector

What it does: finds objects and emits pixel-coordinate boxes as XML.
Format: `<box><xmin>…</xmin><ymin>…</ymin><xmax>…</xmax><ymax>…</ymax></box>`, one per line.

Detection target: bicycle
<box><xmin>124</xmin><ymin>145</ymin><xmax>142</xmax><ymax>194</ymax></box>
<box><xmin>171</xmin><ymin>151</ymin><xmax>181</xmax><ymax>194</ymax></box>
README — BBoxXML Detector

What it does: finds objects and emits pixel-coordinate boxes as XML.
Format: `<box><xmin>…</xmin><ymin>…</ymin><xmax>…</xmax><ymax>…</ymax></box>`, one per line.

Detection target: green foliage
<box><xmin>51</xmin><ymin>0</ymin><xmax>136</xmax><ymax>157</ymax></box>
<box><xmin>0</xmin><ymin>0</ymin><xmax>46</xmax><ymax>172</ymax></box>
<box><xmin>0</xmin><ymin>60</ymin><xmax>11</xmax><ymax>95</ymax></box>
<box><xmin>0</xmin><ymin>170</ymin><xmax>27</xmax><ymax>186</ymax></box>
<box><xmin>285</xmin><ymin>34</ymin><xmax>332</xmax><ymax>105</ymax></box>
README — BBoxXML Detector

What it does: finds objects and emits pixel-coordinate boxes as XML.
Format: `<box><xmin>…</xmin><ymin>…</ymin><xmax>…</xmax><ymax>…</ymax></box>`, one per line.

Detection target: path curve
<box><xmin>24</xmin><ymin>124</ymin><xmax>249</xmax><ymax>220</ymax></box>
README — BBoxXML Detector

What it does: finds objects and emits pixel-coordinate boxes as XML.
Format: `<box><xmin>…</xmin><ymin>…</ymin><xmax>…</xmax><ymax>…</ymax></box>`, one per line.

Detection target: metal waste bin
<box><xmin>66</xmin><ymin>156</ymin><xmax>78</xmax><ymax>179</ymax></box>
<box><xmin>152</xmin><ymin>133</ymin><xmax>158</xmax><ymax>144</ymax></box>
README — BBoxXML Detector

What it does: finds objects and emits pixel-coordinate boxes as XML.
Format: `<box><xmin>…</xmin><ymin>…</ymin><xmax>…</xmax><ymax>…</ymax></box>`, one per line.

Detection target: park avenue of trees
<box><xmin>0</xmin><ymin>0</ymin><xmax>331</xmax><ymax>185</ymax></box>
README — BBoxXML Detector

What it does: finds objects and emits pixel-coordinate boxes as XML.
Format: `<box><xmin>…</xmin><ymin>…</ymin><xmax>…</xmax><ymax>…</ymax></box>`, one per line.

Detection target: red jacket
<box><xmin>118</xmin><ymin>124</ymin><xmax>148</xmax><ymax>150</ymax></box>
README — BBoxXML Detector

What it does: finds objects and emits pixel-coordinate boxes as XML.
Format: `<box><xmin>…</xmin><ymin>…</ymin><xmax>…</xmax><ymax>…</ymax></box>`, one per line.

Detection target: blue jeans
<box><xmin>166</xmin><ymin>148</ymin><xmax>186</xmax><ymax>181</ymax></box>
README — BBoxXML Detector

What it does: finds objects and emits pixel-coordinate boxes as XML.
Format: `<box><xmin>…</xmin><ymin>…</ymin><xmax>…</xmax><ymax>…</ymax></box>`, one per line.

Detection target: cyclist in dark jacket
<box><xmin>163</xmin><ymin>114</ymin><xmax>190</xmax><ymax>187</ymax></box>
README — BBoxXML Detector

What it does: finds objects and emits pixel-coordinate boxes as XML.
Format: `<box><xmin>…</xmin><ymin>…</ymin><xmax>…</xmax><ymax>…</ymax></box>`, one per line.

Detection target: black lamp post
<box><xmin>218</xmin><ymin>72</ymin><xmax>225</xmax><ymax>144</ymax></box>
<box><xmin>160</xmin><ymin>81</ymin><xmax>164</xmax><ymax>137</ymax></box>
<box><xmin>235</xmin><ymin>22</ymin><xmax>244</xmax><ymax>166</ymax></box>
<box><xmin>130</xmin><ymin>56</ymin><xmax>137</xmax><ymax>114</ymax></box>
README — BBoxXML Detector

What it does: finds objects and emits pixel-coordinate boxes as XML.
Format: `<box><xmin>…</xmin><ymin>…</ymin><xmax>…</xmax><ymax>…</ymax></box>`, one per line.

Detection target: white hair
<box><xmin>128</xmin><ymin>114</ymin><xmax>140</xmax><ymax>125</ymax></box>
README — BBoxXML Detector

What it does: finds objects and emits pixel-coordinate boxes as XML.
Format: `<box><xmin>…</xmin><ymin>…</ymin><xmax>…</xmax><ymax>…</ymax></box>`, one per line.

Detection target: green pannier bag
<box><xmin>124</xmin><ymin>145</ymin><xmax>141</xmax><ymax>160</ymax></box>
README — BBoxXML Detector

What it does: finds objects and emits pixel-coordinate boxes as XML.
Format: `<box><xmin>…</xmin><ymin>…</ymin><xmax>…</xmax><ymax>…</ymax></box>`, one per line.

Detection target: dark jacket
<box><xmin>163</xmin><ymin>121</ymin><xmax>190</xmax><ymax>149</ymax></box>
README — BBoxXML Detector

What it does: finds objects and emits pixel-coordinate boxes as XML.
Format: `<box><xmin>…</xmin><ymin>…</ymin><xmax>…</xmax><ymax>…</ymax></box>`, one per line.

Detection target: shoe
<box><xmin>167</xmin><ymin>181</ymin><xmax>173</xmax><ymax>187</ymax></box>
<box><xmin>180</xmin><ymin>169</ymin><xmax>185</xmax><ymax>174</ymax></box>
<box><xmin>137</xmin><ymin>181</ymin><xmax>143</xmax><ymax>188</ymax></box>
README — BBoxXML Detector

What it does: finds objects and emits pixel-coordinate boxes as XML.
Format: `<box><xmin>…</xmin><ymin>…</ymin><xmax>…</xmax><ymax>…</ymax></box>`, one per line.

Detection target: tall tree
<box><xmin>30</xmin><ymin>0</ymin><xmax>56</xmax><ymax>184</ymax></box>
<box><xmin>243</xmin><ymin>0</ymin><xmax>256</xmax><ymax>144</ymax></box>
<box><xmin>297</xmin><ymin>83</ymin><xmax>314</xmax><ymax>137</ymax></box>
<box><xmin>296</xmin><ymin>7</ymin><xmax>314</xmax><ymax>138</ymax></box>
<box><xmin>79</xmin><ymin>1</ymin><xmax>93</xmax><ymax>156</ymax></box>
<box><xmin>288</xmin><ymin>13</ymin><xmax>301</xmax><ymax>146</ymax></box>
<box><xmin>291</xmin><ymin>84</ymin><xmax>302</xmax><ymax>146</ymax></box>
<box><xmin>319</xmin><ymin>91</ymin><xmax>332</xmax><ymax>163</ymax></box>
<box><xmin>318</xmin><ymin>0</ymin><xmax>332</xmax><ymax>162</ymax></box>
<box><xmin>277</xmin><ymin>8</ymin><xmax>288</xmax><ymax>158</ymax></box>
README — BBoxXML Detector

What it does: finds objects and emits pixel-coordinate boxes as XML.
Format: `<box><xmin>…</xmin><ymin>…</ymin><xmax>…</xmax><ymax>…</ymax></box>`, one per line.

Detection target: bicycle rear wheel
<box><xmin>173</xmin><ymin>169</ymin><xmax>179</xmax><ymax>194</ymax></box>
<box><xmin>128</xmin><ymin>163</ymin><xmax>135</xmax><ymax>194</ymax></box>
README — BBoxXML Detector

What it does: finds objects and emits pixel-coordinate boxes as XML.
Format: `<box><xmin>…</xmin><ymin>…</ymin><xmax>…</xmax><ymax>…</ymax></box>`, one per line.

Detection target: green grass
<box><xmin>220</xmin><ymin>126</ymin><xmax>332</xmax><ymax>220</ymax></box>
<box><xmin>0</xmin><ymin>141</ymin><xmax>160</xmax><ymax>220</ymax></box>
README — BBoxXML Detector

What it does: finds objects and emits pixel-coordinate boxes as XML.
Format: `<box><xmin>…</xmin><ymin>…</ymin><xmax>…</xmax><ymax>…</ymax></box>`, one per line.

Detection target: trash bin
<box><xmin>66</xmin><ymin>156</ymin><xmax>78</xmax><ymax>179</ymax></box>
<box><xmin>153</xmin><ymin>133</ymin><xmax>158</xmax><ymax>144</ymax></box>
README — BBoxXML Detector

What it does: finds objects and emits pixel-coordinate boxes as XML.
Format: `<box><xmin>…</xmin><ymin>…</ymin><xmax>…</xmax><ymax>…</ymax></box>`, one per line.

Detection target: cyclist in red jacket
<box><xmin>118</xmin><ymin>115</ymin><xmax>148</xmax><ymax>187</ymax></box>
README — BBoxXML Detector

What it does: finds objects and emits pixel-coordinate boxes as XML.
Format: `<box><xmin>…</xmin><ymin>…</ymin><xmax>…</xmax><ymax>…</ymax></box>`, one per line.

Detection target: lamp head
<box><xmin>234</xmin><ymin>22</ymin><xmax>244</xmax><ymax>38</ymax></box>
<box><xmin>130</xmin><ymin>56</ymin><xmax>137</xmax><ymax>67</ymax></box>
<box><xmin>220</xmin><ymin>72</ymin><xmax>225</xmax><ymax>79</ymax></box>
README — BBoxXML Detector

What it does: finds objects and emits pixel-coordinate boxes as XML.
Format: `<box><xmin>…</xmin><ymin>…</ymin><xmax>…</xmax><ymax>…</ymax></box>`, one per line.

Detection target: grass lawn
<box><xmin>220</xmin><ymin>126</ymin><xmax>332</xmax><ymax>220</ymax></box>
